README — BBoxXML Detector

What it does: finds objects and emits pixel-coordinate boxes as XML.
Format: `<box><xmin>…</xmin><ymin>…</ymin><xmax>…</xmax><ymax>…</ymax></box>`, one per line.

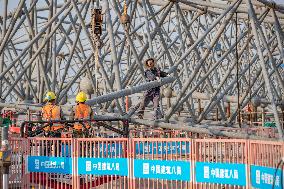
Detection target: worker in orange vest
<box><xmin>41</xmin><ymin>91</ymin><xmax>64</xmax><ymax>137</ymax></box>
<box><xmin>73</xmin><ymin>91</ymin><xmax>93</xmax><ymax>135</ymax></box>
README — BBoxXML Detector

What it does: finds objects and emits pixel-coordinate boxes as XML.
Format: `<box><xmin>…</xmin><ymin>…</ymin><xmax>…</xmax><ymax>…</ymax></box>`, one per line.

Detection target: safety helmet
<box><xmin>76</xmin><ymin>91</ymin><xmax>87</xmax><ymax>103</ymax></box>
<box><xmin>44</xmin><ymin>91</ymin><xmax>56</xmax><ymax>101</ymax></box>
<box><xmin>144</xmin><ymin>58</ymin><xmax>155</xmax><ymax>67</ymax></box>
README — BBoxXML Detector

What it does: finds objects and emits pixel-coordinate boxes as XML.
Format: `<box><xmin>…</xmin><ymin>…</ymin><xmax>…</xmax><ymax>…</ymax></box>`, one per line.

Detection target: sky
<box><xmin>275</xmin><ymin>0</ymin><xmax>284</xmax><ymax>5</ymax></box>
<box><xmin>1</xmin><ymin>0</ymin><xmax>284</xmax><ymax>13</ymax></box>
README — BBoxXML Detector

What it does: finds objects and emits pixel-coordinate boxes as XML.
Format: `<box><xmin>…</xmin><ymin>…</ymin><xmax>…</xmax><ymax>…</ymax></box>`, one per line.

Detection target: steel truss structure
<box><xmin>0</xmin><ymin>0</ymin><xmax>284</xmax><ymax>138</ymax></box>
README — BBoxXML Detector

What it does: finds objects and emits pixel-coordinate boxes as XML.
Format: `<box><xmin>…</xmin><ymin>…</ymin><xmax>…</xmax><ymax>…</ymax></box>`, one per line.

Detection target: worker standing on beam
<box><xmin>42</xmin><ymin>91</ymin><xmax>64</xmax><ymax>137</ymax></box>
<box><xmin>73</xmin><ymin>91</ymin><xmax>93</xmax><ymax>137</ymax></box>
<box><xmin>137</xmin><ymin>58</ymin><xmax>168</xmax><ymax>120</ymax></box>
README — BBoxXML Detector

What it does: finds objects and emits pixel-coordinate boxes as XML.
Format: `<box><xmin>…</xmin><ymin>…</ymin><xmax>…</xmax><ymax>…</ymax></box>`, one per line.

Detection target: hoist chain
<box><xmin>90</xmin><ymin>4</ymin><xmax>103</xmax><ymax>94</ymax></box>
<box><xmin>90</xmin><ymin>8</ymin><xmax>102</xmax><ymax>50</ymax></box>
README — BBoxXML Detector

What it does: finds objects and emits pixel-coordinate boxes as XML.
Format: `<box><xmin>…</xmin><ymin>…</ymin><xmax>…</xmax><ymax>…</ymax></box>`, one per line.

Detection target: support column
<box><xmin>0</xmin><ymin>0</ymin><xmax>8</xmax><ymax>101</ymax></box>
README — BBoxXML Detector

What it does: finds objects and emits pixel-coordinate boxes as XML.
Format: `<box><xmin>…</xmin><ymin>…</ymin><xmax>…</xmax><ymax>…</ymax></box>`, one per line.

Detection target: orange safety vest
<box><xmin>74</xmin><ymin>103</ymin><xmax>92</xmax><ymax>131</ymax></box>
<box><xmin>42</xmin><ymin>103</ymin><xmax>64</xmax><ymax>131</ymax></box>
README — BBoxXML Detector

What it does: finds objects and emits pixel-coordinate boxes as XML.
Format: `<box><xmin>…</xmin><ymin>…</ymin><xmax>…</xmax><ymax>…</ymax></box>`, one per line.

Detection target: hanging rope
<box><xmin>124</xmin><ymin>0</ymin><xmax>128</xmax><ymax>16</ymax></box>
<box><xmin>235</xmin><ymin>12</ymin><xmax>241</xmax><ymax>128</ymax></box>
<box><xmin>94</xmin><ymin>46</ymin><xmax>99</xmax><ymax>75</ymax></box>
<box><xmin>121</xmin><ymin>0</ymin><xmax>130</xmax><ymax>25</ymax></box>
<box><xmin>247</xmin><ymin>12</ymin><xmax>252</xmax><ymax>127</ymax></box>
<box><xmin>121</xmin><ymin>0</ymin><xmax>131</xmax><ymax>83</ymax></box>
<box><xmin>122</xmin><ymin>0</ymin><xmax>131</xmax><ymax>111</ymax></box>
<box><xmin>123</xmin><ymin>0</ymin><xmax>129</xmax><ymax>46</ymax></box>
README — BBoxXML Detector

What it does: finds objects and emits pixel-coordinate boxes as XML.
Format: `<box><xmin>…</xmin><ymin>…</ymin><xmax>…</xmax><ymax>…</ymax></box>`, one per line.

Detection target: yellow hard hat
<box><xmin>76</xmin><ymin>91</ymin><xmax>87</xmax><ymax>103</ymax></box>
<box><xmin>44</xmin><ymin>91</ymin><xmax>56</xmax><ymax>101</ymax></box>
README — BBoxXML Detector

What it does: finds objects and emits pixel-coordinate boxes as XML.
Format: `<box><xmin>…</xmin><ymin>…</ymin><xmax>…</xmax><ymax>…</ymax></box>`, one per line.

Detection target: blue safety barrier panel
<box><xmin>30</xmin><ymin>155</ymin><xmax>284</xmax><ymax>188</ymax></box>
<box><xmin>195</xmin><ymin>162</ymin><xmax>246</xmax><ymax>186</ymax></box>
<box><xmin>98</xmin><ymin>143</ymin><xmax>123</xmax><ymax>156</ymax></box>
<box><xmin>61</xmin><ymin>144</ymin><xmax>71</xmax><ymax>157</ymax></box>
<box><xmin>78</xmin><ymin>158</ymin><xmax>128</xmax><ymax>176</ymax></box>
<box><xmin>251</xmin><ymin>165</ymin><xmax>283</xmax><ymax>189</ymax></box>
<box><xmin>135</xmin><ymin>141</ymin><xmax>191</xmax><ymax>155</ymax></box>
<box><xmin>134</xmin><ymin>159</ymin><xmax>191</xmax><ymax>181</ymax></box>
<box><xmin>28</xmin><ymin>156</ymin><xmax>72</xmax><ymax>174</ymax></box>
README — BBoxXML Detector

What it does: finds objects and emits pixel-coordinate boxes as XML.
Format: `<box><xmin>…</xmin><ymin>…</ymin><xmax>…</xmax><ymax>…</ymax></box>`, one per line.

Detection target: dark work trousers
<box><xmin>137</xmin><ymin>94</ymin><xmax>162</xmax><ymax>119</ymax></box>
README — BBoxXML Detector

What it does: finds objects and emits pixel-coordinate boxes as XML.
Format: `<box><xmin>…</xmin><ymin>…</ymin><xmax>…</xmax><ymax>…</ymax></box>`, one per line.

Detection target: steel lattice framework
<box><xmin>0</xmin><ymin>0</ymin><xmax>284</xmax><ymax>138</ymax></box>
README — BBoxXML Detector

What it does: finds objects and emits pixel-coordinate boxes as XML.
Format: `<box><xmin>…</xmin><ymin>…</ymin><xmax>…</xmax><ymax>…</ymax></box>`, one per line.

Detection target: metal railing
<box><xmin>7</xmin><ymin>137</ymin><xmax>284</xmax><ymax>189</ymax></box>
<box><xmin>20</xmin><ymin>118</ymin><xmax>130</xmax><ymax>138</ymax></box>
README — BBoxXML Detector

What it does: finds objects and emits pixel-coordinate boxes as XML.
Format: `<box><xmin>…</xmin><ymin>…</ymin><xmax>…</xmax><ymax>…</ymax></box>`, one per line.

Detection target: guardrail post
<box><xmin>246</xmin><ymin>139</ymin><xmax>250</xmax><ymax>189</ymax></box>
<box><xmin>191</xmin><ymin>138</ymin><xmax>194</xmax><ymax>189</ymax></box>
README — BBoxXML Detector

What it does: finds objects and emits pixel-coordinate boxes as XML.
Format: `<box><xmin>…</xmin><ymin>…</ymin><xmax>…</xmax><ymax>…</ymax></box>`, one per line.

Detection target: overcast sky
<box><xmin>276</xmin><ymin>0</ymin><xmax>284</xmax><ymax>4</ymax></box>
<box><xmin>1</xmin><ymin>0</ymin><xmax>284</xmax><ymax>12</ymax></box>
<box><xmin>275</xmin><ymin>0</ymin><xmax>284</xmax><ymax>5</ymax></box>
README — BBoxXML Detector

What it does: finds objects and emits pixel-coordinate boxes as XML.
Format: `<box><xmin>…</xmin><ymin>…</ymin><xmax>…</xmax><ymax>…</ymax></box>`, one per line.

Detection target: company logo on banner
<box><xmin>134</xmin><ymin>159</ymin><xmax>191</xmax><ymax>181</ymax></box>
<box><xmin>135</xmin><ymin>141</ymin><xmax>190</xmax><ymax>155</ymax></box>
<box><xmin>78</xmin><ymin>158</ymin><xmax>128</xmax><ymax>176</ymax></box>
<box><xmin>251</xmin><ymin>165</ymin><xmax>283</xmax><ymax>188</ymax></box>
<box><xmin>195</xmin><ymin>162</ymin><xmax>246</xmax><ymax>186</ymax></box>
<box><xmin>28</xmin><ymin>156</ymin><xmax>72</xmax><ymax>174</ymax></box>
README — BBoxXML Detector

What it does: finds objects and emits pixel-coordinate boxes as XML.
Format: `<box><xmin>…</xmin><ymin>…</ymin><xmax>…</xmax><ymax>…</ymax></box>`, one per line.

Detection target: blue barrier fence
<box><xmin>134</xmin><ymin>159</ymin><xmax>191</xmax><ymax>181</ymax></box>
<box><xmin>195</xmin><ymin>162</ymin><xmax>247</xmax><ymax>186</ymax></box>
<box><xmin>251</xmin><ymin>165</ymin><xmax>283</xmax><ymax>189</ymax></box>
<box><xmin>135</xmin><ymin>141</ymin><xmax>191</xmax><ymax>155</ymax></box>
<box><xmin>78</xmin><ymin>157</ymin><xmax>128</xmax><ymax>176</ymax></box>
<box><xmin>59</xmin><ymin>142</ymin><xmax>191</xmax><ymax>157</ymax></box>
<box><xmin>21</xmin><ymin>138</ymin><xmax>284</xmax><ymax>188</ymax></box>
<box><xmin>27</xmin><ymin>156</ymin><xmax>284</xmax><ymax>187</ymax></box>
<box><xmin>28</xmin><ymin>156</ymin><xmax>72</xmax><ymax>174</ymax></box>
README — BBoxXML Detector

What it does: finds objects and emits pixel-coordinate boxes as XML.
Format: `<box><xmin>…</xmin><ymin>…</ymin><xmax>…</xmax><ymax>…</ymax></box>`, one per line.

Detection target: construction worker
<box><xmin>41</xmin><ymin>91</ymin><xmax>64</xmax><ymax>137</ymax></box>
<box><xmin>137</xmin><ymin>58</ymin><xmax>168</xmax><ymax>120</ymax></box>
<box><xmin>73</xmin><ymin>91</ymin><xmax>93</xmax><ymax>136</ymax></box>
